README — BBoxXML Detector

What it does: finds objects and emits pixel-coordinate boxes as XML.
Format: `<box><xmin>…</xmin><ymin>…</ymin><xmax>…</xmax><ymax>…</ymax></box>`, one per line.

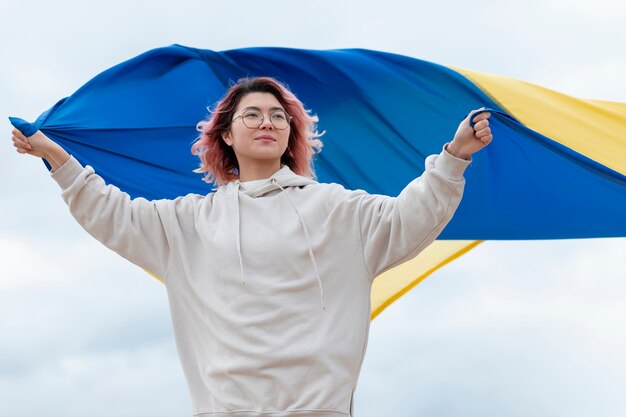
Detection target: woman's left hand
<box><xmin>446</xmin><ymin>109</ymin><xmax>493</xmax><ymax>160</ymax></box>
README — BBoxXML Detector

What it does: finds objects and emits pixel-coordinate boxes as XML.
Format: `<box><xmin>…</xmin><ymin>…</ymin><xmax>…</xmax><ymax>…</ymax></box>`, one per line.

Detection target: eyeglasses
<box><xmin>232</xmin><ymin>109</ymin><xmax>292</xmax><ymax>130</ymax></box>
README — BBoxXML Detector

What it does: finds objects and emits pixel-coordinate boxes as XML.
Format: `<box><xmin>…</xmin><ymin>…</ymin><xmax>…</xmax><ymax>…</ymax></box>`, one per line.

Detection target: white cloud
<box><xmin>4</xmin><ymin>63</ymin><xmax>67</xmax><ymax>97</ymax></box>
<box><xmin>544</xmin><ymin>0</ymin><xmax>626</xmax><ymax>23</ymax></box>
<box><xmin>0</xmin><ymin>344</ymin><xmax>190</xmax><ymax>417</ymax></box>
<box><xmin>0</xmin><ymin>236</ymin><xmax>83</xmax><ymax>289</ymax></box>
<box><xmin>533</xmin><ymin>58</ymin><xmax>626</xmax><ymax>101</ymax></box>
<box><xmin>358</xmin><ymin>238</ymin><xmax>626</xmax><ymax>416</ymax></box>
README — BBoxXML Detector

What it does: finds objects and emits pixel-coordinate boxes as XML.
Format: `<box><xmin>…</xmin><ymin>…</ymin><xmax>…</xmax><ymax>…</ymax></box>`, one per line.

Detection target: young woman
<box><xmin>11</xmin><ymin>77</ymin><xmax>492</xmax><ymax>417</ymax></box>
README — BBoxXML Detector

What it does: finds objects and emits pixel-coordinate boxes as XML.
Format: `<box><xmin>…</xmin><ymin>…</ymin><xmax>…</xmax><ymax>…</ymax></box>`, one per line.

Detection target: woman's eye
<box><xmin>272</xmin><ymin>113</ymin><xmax>286</xmax><ymax>120</ymax></box>
<box><xmin>244</xmin><ymin>112</ymin><xmax>261</xmax><ymax>119</ymax></box>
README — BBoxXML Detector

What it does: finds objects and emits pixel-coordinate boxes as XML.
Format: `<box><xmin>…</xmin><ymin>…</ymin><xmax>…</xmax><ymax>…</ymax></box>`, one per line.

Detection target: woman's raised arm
<box><xmin>11</xmin><ymin>128</ymin><xmax>178</xmax><ymax>280</ymax></box>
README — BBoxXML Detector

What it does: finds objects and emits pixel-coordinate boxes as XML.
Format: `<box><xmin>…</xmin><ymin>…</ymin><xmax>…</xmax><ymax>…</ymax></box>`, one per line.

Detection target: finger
<box><xmin>468</xmin><ymin>107</ymin><xmax>485</xmax><ymax>117</ymax></box>
<box><xmin>12</xmin><ymin>135</ymin><xmax>32</xmax><ymax>150</ymax></box>
<box><xmin>473</xmin><ymin>119</ymin><xmax>490</xmax><ymax>131</ymax></box>
<box><xmin>12</xmin><ymin>128</ymin><xmax>27</xmax><ymax>141</ymax></box>
<box><xmin>474</xmin><ymin>127</ymin><xmax>491</xmax><ymax>138</ymax></box>
<box><xmin>472</xmin><ymin>111</ymin><xmax>491</xmax><ymax>124</ymax></box>
<box><xmin>479</xmin><ymin>134</ymin><xmax>493</xmax><ymax>144</ymax></box>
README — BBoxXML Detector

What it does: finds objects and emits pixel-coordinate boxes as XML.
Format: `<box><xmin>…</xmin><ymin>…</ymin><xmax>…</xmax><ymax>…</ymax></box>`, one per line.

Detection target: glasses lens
<box><xmin>241</xmin><ymin>110</ymin><xmax>263</xmax><ymax>128</ymax></box>
<box><xmin>270</xmin><ymin>111</ymin><xmax>289</xmax><ymax>129</ymax></box>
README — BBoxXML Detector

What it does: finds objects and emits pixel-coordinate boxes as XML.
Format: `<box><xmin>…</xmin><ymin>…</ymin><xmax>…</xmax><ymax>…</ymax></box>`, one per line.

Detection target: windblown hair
<box><xmin>192</xmin><ymin>77</ymin><xmax>323</xmax><ymax>186</ymax></box>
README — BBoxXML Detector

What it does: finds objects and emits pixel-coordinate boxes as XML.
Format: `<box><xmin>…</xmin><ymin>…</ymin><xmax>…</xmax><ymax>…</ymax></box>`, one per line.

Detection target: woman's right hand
<box><xmin>11</xmin><ymin>129</ymin><xmax>71</xmax><ymax>171</ymax></box>
<box><xmin>11</xmin><ymin>128</ymin><xmax>52</xmax><ymax>159</ymax></box>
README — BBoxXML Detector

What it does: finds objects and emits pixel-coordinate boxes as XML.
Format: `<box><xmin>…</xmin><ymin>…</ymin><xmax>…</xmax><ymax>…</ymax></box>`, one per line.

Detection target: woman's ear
<box><xmin>222</xmin><ymin>132</ymin><xmax>232</xmax><ymax>146</ymax></box>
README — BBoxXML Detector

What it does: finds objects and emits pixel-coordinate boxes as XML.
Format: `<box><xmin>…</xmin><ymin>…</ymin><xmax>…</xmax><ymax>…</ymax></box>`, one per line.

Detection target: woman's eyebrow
<box><xmin>241</xmin><ymin>106</ymin><xmax>286</xmax><ymax>112</ymax></box>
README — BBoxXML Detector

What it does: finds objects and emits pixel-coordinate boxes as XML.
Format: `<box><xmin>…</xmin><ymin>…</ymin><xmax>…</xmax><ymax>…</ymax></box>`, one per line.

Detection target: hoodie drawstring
<box><xmin>271</xmin><ymin>178</ymin><xmax>326</xmax><ymax>310</ymax></box>
<box><xmin>233</xmin><ymin>182</ymin><xmax>246</xmax><ymax>286</ymax></box>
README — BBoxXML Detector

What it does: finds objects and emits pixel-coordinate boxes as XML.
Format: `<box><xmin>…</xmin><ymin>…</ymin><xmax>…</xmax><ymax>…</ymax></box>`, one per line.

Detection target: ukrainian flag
<box><xmin>10</xmin><ymin>45</ymin><xmax>626</xmax><ymax>318</ymax></box>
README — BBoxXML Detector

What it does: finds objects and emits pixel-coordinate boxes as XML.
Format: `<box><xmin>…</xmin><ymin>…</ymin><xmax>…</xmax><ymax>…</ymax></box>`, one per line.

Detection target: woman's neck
<box><xmin>238</xmin><ymin>160</ymin><xmax>282</xmax><ymax>182</ymax></box>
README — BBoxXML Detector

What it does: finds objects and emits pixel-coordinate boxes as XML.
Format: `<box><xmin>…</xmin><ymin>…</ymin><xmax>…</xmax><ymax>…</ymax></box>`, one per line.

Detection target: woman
<box><xmin>11</xmin><ymin>77</ymin><xmax>492</xmax><ymax>417</ymax></box>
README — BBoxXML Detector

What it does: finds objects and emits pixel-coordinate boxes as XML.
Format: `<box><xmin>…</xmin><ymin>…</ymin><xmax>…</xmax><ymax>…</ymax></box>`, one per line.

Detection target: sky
<box><xmin>1</xmin><ymin>0</ymin><xmax>625</xmax><ymax>416</ymax></box>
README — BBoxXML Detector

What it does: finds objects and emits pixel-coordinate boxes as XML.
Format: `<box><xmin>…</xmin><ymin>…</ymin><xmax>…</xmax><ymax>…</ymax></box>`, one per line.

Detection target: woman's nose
<box><xmin>259</xmin><ymin>116</ymin><xmax>274</xmax><ymax>129</ymax></box>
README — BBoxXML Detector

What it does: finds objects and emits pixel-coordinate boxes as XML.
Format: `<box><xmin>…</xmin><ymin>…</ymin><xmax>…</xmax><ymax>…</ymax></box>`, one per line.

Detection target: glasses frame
<box><xmin>232</xmin><ymin>109</ymin><xmax>292</xmax><ymax>130</ymax></box>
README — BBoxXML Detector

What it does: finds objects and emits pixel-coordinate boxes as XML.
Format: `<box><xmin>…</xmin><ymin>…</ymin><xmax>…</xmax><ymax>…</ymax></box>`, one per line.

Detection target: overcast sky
<box><xmin>1</xmin><ymin>0</ymin><xmax>625</xmax><ymax>416</ymax></box>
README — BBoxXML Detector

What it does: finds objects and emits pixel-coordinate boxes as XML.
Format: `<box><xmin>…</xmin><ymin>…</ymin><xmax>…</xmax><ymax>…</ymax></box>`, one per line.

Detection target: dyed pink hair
<box><xmin>192</xmin><ymin>77</ymin><xmax>323</xmax><ymax>186</ymax></box>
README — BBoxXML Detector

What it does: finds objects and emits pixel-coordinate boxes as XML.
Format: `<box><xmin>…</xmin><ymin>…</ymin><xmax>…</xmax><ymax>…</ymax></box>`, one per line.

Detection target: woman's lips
<box><xmin>255</xmin><ymin>135</ymin><xmax>276</xmax><ymax>141</ymax></box>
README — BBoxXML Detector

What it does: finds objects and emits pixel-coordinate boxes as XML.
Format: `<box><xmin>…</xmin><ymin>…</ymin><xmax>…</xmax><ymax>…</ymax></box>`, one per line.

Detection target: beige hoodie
<box><xmin>52</xmin><ymin>146</ymin><xmax>470</xmax><ymax>417</ymax></box>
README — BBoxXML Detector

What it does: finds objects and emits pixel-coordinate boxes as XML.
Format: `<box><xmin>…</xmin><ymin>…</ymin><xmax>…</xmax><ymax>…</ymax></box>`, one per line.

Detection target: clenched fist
<box><xmin>447</xmin><ymin>109</ymin><xmax>493</xmax><ymax>160</ymax></box>
<box><xmin>11</xmin><ymin>129</ymin><xmax>70</xmax><ymax>171</ymax></box>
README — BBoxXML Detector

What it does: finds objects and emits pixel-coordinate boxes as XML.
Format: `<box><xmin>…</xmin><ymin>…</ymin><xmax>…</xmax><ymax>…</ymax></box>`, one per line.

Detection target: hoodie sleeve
<box><xmin>357</xmin><ymin>145</ymin><xmax>471</xmax><ymax>279</ymax></box>
<box><xmin>51</xmin><ymin>156</ymin><xmax>184</xmax><ymax>279</ymax></box>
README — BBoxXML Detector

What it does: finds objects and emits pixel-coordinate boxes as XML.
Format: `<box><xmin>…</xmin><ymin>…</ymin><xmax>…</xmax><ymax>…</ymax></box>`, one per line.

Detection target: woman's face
<box><xmin>222</xmin><ymin>92</ymin><xmax>291</xmax><ymax>168</ymax></box>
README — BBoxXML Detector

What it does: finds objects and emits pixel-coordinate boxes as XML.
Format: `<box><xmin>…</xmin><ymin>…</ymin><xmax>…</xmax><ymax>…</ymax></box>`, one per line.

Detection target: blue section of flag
<box><xmin>10</xmin><ymin>45</ymin><xmax>626</xmax><ymax>239</ymax></box>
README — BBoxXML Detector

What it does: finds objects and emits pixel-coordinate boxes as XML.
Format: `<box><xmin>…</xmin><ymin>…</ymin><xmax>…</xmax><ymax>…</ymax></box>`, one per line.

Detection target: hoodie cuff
<box><xmin>51</xmin><ymin>156</ymin><xmax>85</xmax><ymax>190</ymax></box>
<box><xmin>437</xmin><ymin>143</ymin><xmax>472</xmax><ymax>181</ymax></box>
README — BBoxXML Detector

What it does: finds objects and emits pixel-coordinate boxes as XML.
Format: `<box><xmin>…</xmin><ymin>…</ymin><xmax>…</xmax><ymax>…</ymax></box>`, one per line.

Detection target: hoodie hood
<box><xmin>226</xmin><ymin>165</ymin><xmax>318</xmax><ymax>198</ymax></box>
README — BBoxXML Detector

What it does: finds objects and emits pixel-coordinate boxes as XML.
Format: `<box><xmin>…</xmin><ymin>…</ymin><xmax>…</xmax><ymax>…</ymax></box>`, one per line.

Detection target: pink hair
<box><xmin>191</xmin><ymin>77</ymin><xmax>323</xmax><ymax>186</ymax></box>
